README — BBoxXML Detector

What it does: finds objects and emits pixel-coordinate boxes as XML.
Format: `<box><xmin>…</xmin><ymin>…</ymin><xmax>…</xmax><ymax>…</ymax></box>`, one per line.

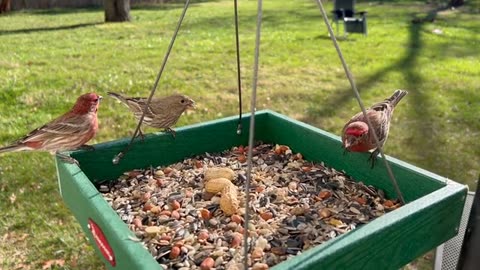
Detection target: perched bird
<box><xmin>107</xmin><ymin>92</ymin><xmax>195</xmax><ymax>138</ymax></box>
<box><xmin>342</xmin><ymin>89</ymin><xmax>408</xmax><ymax>168</ymax></box>
<box><xmin>0</xmin><ymin>93</ymin><xmax>102</xmax><ymax>164</ymax></box>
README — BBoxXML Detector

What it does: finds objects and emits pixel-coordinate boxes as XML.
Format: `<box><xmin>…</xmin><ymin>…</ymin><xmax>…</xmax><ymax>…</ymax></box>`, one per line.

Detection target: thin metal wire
<box><xmin>234</xmin><ymin>0</ymin><xmax>243</xmax><ymax>135</ymax></box>
<box><xmin>313</xmin><ymin>0</ymin><xmax>405</xmax><ymax>204</ymax></box>
<box><xmin>112</xmin><ymin>0</ymin><xmax>191</xmax><ymax>165</ymax></box>
<box><xmin>243</xmin><ymin>0</ymin><xmax>263</xmax><ymax>268</ymax></box>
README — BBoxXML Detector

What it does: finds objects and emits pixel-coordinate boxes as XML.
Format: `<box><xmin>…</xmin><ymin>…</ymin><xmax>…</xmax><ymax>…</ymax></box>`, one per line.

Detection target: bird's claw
<box><xmin>368</xmin><ymin>149</ymin><xmax>380</xmax><ymax>169</ymax></box>
<box><xmin>368</xmin><ymin>156</ymin><xmax>376</xmax><ymax>169</ymax></box>
<box><xmin>136</xmin><ymin>129</ymin><xmax>145</xmax><ymax>142</ymax></box>
<box><xmin>56</xmin><ymin>153</ymin><xmax>80</xmax><ymax>166</ymax></box>
<box><xmin>165</xmin><ymin>128</ymin><xmax>176</xmax><ymax>139</ymax></box>
<box><xmin>78</xmin><ymin>144</ymin><xmax>95</xmax><ymax>151</ymax></box>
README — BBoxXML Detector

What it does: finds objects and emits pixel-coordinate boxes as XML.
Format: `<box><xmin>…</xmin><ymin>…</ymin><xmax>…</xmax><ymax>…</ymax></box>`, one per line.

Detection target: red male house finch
<box><xmin>342</xmin><ymin>89</ymin><xmax>408</xmax><ymax>167</ymax></box>
<box><xmin>0</xmin><ymin>93</ymin><xmax>102</xmax><ymax>164</ymax></box>
<box><xmin>107</xmin><ymin>92</ymin><xmax>195</xmax><ymax>138</ymax></box>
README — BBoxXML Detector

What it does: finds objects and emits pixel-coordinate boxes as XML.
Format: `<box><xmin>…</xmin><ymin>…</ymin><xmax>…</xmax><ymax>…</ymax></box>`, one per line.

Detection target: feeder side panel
<box><xmin>56</xmin><ymin>160</ymin><xmax>160</xmax><ymax>270</ymax></box>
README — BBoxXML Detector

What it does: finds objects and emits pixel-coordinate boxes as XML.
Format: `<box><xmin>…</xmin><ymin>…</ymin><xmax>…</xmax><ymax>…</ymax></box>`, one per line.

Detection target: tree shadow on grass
<box><xmin>0</xmin><ymin>21</ymin><xmax>103</xmax><ymax>36</ymax></box>
<box><xmin>166</xmin><ymin>2</ymin><xmax>326</xmax><ymax>32</ymax></box>
<box><xmin>300</xmin><ymin>5</ymin><xmax>443</xmax><ymax>130</ymax></box>
<box><xmin>300</xmin><ymin>3</ymin><xmax>462</xmax><ymax>169</ymax></box>
<box><xmin>28</xmin><ymin>7</ymin><xmax>100</xmax><ymax>15</ymax></box>
<box><xmin>132</xmin><ymin>0</ymin><xmax>220</xmax><ymax>11</ymax></box>
<box><xmin>12</xmin><ymin>0</ymin><xmax>220</xmax><ymax>14</ymax></box>
<box><xmin>299</xmin><ymin>19</ymin><xmax>423</xmax><ymax>124</ymax></box>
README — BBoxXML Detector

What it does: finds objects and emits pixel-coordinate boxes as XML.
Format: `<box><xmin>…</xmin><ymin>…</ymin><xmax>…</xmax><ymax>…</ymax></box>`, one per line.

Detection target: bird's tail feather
<box><xmin>387</xmin><ymin>89</ymin><xmax>408</xmax><ymax>107</ymax></box>
<box><xmin>0</xmin><ymin>144</ymin><xmax>27</xmax><ymax>154</ymax></box>
<box><xmin>107</xmin><ymin>91</ymin><xmax>129</xmax><ymax>105</ymax></box>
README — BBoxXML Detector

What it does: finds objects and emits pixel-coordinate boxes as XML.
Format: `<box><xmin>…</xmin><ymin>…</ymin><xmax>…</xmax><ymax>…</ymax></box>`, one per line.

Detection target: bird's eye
<box><xmin>94</xmin><ymin>98</ymin><xmax>99</xmax><ymax>102</ymax></box>
<box><xmin>180</xmin><ymin>99</ymin><xmax>185</xmax><ymax>103</ymax></box>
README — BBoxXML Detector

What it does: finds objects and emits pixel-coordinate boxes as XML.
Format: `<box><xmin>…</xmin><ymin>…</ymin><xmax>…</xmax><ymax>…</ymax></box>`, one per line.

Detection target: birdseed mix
<box><xmin>99</xmin><ymin>143</ymin><xmax>401</xmax><ymax>270</ymax></box>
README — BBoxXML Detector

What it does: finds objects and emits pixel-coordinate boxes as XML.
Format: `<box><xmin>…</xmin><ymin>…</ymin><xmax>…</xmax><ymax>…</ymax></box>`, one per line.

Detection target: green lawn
<box><xmin>0</xmin><ymin>0</ymin><xmax>478</xmax><ymax>269</ymax></box>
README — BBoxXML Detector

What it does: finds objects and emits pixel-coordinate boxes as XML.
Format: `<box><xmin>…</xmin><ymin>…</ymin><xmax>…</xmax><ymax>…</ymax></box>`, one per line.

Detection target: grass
<box><xmin>0</xmin><ymin>0</ymin><xmax>478</xmax><ymax>269</ymax></box>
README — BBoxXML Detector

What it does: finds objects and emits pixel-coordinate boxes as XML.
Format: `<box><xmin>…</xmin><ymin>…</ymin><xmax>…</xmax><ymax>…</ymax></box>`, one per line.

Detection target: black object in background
<box><xmin>457</xmin><ymin>175</ymin><xmax>480</xmax><ymax>270</ymax></box>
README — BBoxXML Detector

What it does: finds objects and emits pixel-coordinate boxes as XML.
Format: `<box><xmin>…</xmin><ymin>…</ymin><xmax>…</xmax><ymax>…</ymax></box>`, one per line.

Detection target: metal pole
<box><xmin>233</xmin><ymin>0</ymin><xmax>243</xmax><ymax>135</ymax></box>
<box><xmin>457</xmin><ymin>175</ymin><xmax>480</xmax><ymax>270</ymax></box>
<box><xmin>243</xmin><ymin>0</ymin><xmax>263</xmax><ymax>268</ymax></box>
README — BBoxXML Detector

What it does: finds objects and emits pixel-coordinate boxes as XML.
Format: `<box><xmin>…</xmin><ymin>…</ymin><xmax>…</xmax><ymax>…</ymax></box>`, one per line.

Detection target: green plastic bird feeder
<box><xmin>55</xmin><ymin>110</ymin><xmax>467</xmax><ymax>270</ymax></box>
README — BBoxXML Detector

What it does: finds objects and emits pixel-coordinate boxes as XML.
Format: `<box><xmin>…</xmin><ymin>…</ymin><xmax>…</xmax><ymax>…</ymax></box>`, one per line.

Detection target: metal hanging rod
<box><xmin>112</xmin><ymin>0</ymin><xmax>191</xmax><ymax>165</ymax></box>
<box><xmin>313</xmin><ymin>0</ymin><xmax>405</xmax><ymax>204</ymax></box>
<box><xmin>243</xmin><ymin>0</ymin><xmax>263</xmax><ymax>268</ymax></box>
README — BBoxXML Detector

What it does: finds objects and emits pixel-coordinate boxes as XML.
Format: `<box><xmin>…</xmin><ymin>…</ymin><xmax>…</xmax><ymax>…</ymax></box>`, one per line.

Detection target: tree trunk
<box><xmin>0</xmin><ymin>0</ymin><xmax>11</xmax><ymax>13</ymax></box>
<box><xmin>104</xmin><ymin>0</ymin><xmax>131</xmax><ymax>22</ymax></box>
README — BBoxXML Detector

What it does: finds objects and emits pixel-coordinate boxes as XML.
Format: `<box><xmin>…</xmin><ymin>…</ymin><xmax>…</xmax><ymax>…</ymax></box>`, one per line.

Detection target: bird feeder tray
<box><xmin>55</xmin><ymin>110</ymin><xmax>467</xmax><ymax>270</ymax></box>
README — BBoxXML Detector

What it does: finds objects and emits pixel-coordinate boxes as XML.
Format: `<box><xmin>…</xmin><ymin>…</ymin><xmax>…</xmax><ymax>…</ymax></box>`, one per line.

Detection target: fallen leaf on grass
<box><xmin>9</xmin><ymin>193</ymin><xmax>16</xmax><ymax>204</ymax></box>
<box><xmin>14</xmin><ymin>263</ymin><xmax>31</xmax><ymax>270</ymax></box>
<box><xmin>70</xmin><ymin>255</ymin><xmax>78</xmax><ymax>268</ymax></box>
<box><xmin>18</xmin><ymin>233</ymin><xmax>29</xmax><ymax>242</ymax></box>
<box><xmin>2</xmin><ymin>231</ymin><xmax>29</xmax><ymax>243</ymax></box>
<box><xmin>42</xmin><ymin>259</ymin><xmax>65</xmax><ymax>269</ymax></box>
<box><xmin>2</xmin><ymin>232</ymin><xmax>9</xmax><ymax>242</ymax></box>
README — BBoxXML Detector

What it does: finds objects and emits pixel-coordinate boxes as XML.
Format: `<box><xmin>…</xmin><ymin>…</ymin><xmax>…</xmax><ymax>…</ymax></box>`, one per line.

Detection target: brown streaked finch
<box><xmin>0</xmin><ymin>93</ymin><xmax>102</xmax><ymax>164</ymax></box>
<box><xmin>342</xmin><ymin>89</ymin><xmax>408</xmax><ymax>168</ymax></box>
<box><xmin>107</xmin><ymin>92</ymin><xmax>195</xmax><ymax>138</ymax></box>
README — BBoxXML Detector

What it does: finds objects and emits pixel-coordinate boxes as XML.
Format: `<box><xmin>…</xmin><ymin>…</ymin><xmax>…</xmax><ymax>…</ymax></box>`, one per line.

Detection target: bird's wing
<box><xmin>147</xmin><ymin>98</ymin><xmax>169</xmax><ymax>116</ymax></box>
<box><xmin>19</xmin><ymin>113</ymin><xmax>92</xmax><ymax>144</ymax></box>
<box><xmin>368</xmin><ymin>91</ymin><xmax>405</xmax><ymax>119</ymax></box>
<box><xmin>369</xmin><ymin>100</ymin><xmax>392</xmax><ymax>113</ymax></box>
<box><xmin>366</xmin><ymin>110</ymin><xmax>389</xmax><ymax>140</ymax></box>
<box><xmin>343</xmin><ymin>110</ymin><xmax>366</xmax><ymax>128</ymax></box>
<box><xmin>125</xmin><ymin>98</ymin><xmax>161</xmax><ymax>119</ymax></box>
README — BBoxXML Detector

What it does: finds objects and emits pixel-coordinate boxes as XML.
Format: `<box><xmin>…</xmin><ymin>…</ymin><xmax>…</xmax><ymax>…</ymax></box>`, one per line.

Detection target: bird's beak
<box><xmin>188</xmin><ymin>100</ymin><xmax>196</xmax><ymax>110</ymax></box>
<box><xmin>99</xmin><ymin>96</ymin><xmax>103</xmax><ymax>101</ymax></box>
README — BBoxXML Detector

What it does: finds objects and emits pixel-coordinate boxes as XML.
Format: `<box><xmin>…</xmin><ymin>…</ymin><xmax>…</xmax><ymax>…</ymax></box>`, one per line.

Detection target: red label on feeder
<box><xmin>87</xmin><ymin>218</ymin><xmax>116</xmax><ymax>266</ymax></box>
